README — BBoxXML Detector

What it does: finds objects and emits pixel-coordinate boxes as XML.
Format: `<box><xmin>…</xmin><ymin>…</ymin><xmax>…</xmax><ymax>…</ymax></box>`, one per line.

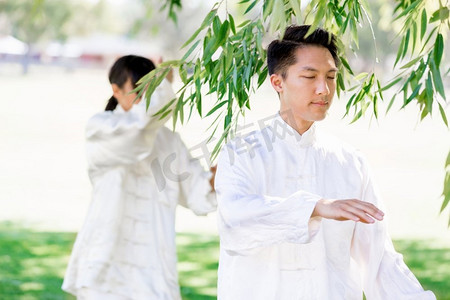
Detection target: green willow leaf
<box><xmin>135</xmin><ymin>68</ymin><xmax>158</xmax><ymax>87</ymax></box>
<box><xmin>430</xmin><ymin>6</ymin><xmax>449</xmax><ymax>23</ymax></box>
<box><xmin>364</xmin><ymin>73</ymin><xmax>375</xmax><ymax>93</ymax></box>
<box><xmin>440</xmin><ymin>170</ymin><xmax>450</xmax><ymax>212</ymax></box>
<box><xmin>430</xmin><ymin>60</ymin><xmax>446</xmax><ymax>99</ymax></box>
<box><xmin>158</xmin><ymin>60</ymin><xmax>180</xmax><ymax>68</ymax></box>
<box><xmin>232</xmin><ymin>65</ymin><xmax>238</xmax><ymax>88</ymax></box>
<box><xmin>394</xmin><ymin>36</ymin><xmax>405</xmax><ymax>67</ymax></box>
<box><xmin>206</xmin><ymin>100</ymin><xmax>228</xmax><ymax>117</ymax></box>
<box><xmin>380</xmin><ymin>77</ymin><xmax>402</xmax><ymax>92</ymax></box>
<box><xmin>394</xmin><ymin>0</ymin><xmax>421</xmax><ymax>21</ymax></box>
<box><xmin>349</xmin><ymin>17</ymin><xmax>359</xmax><ymax>48</ymax></box>
<box><xmin>181</xmin><ymin>8</ymin><xmax>217</xmax><ymax>48</ymax></box>
<box><xmin>306</xmin><ymin>1</ymin><xmax>326</xmax><ymax>38</ymax></box>
<box><xmin>211</xmin><ymin>124</ymin><xmax>232</xmax><ymax>161</ymax></box>
<box><xmin>158</xmin><ymin>108</ymin><xmax>173</xmax><ymax>121</ymax></box>
<box><xmin>237</xmin><ymin>19</ymin><xmax>251</xmax><ymax>28</ymax></box>
<box><xmin>195</xmin><ymin>79</ymin><xmax>202</xmax><ymax>116</ymax></box>
<box><xmin>420</xmin><ymin>8</ymin><xmax>427</xmax><ymax>39</ymax></box>
<box><xmin>224</xmin><ymin>111</ymin><xmax>232</xmax><ymax>130</ymax></box>
<box><xmin>420</xmin><ymin>100</ymin><xmax>429</xmax><ymax>120</ymax></box>
<box><xmin>354</xmin><ymin>72</ymin><xmax>368</xmax><ymax>81</ymax></box>
<box><xmin>440</xmin><ymin>6</ymin><xmax>450</xmax><ymax>21</ymax></box>
<box><xmin>334</xmin><ymin>9</ymin><xmax>343</xmax><ymax>27</ymax></box>
<box><xmin>402</xmin><ymin>29</ymin><xmax>410</xmax><ymax>59</ymax></box>
<box><xmin>400</xmin><ymin>55</ymin><xmax>423</xmax><ymax>69</ymax></box>
<box><xmin>145</xmin><ymin>68</ymin><xmax>171</xmax><ymax>110</ymax></box>
<box><xmin>288</xmin><ymin>0</ymin><xmax>302</xmax><ymax>23</ymax></box>
<box><xmin>154</xmin><ymin>97</ymin><xmax>176</xmax><ymax>117</ymax></box>
<box><xmin>447</xmin><ymin>150</ymin><xmax>450</xmax><ymax>168</ymax></box>
<box><xmin>228</xmin><ymin>13</ymin><xmax>236</xmax><ymax>34</ymax></box>
<box><xmin>373</xmin><ymin>94</ymin><xmax>378</xmax><ymax>119</ymax></box>
<box><xmin>403</xmin><ymin>83</ymin><xmax>422</xmax><ymax>108</ymax></box>
<box><xmin>434</xmin><ymin>33</ymin><xmax>444</xmax><ymax>67</ymax></box>
<box><xmin>257</xmin><ymin>67</ymin><xmax>268</xmax><ymax>87</ymax></box>
<box><xmin>350</xmin><ymin>101</ymin><xmax>370</xmax><ymax>124</ymax></box>
<box><xmin>339</xmin><ymin>56</ymin><xmax>354</xmax><ymax>75</ymax></box>
<box><xmin>270</xmin><ymin>0</ymin><xmax>285</xmax><ymax>33</ymax></box>
<box><xmin>412</xmin><ymin>21</ymin><xmax>418</xmax><ymax>51</ymax></box>
<box><xmin>336</xmin><ymin>73</ymin><xmax>345</xmax><ymax>96</ymax></box>
<box><xmin>176</xmin><ymin>90</ymin><xmax>185</xmax><ymax>124</ymax></box>
<box><xmin>263</xmin><ymin>0</ymin><xmax>275</xmax><ymax>19</ymax></box>
<box><xmin>438</xmin><ymin>102</ymin><xmax>449</xmax><ymax>127</ymax></box>
<box><xmin>341</xmin><ymin>12</ymin><xmax>350</xmax><ymax>33</ymax></box>
<box><xmin>179</xmin><ymin>65</ymin><xmax>188</xmax><ymax>84</ymax></box>
<box><xmin>216</xmin><ymin>20</ymin><xmax>230</xmax><ymax>48</ymax></box>
<box><xmin>244</xmin><ymin>0</ymin><xmax>258</xmax><ymax>14</ymax></box>
<box><xmin>420</xmin><ymin>26</ymin><xmax>438</xmax><ymax>53</ymax></box>
<box><xmin>376</xmin><ymin>79</ymin><xmax>384</xmax><ymax>101</ymax></box>
<box><xmin>425</xmin><ymin>73</ymin><xmax>433</xmax><ymax>112</ymax></box>
<box><xmin>256</xmin><ymin>29</ymin><xmax>264</xmax><ymax>55</ymax></box>
<box><xmin>212</xmin><ymin>16</ymin><xmax>221</xmax><ymax>36</ymax></box>
<box><xmin>203</xmin><ymin>36</ymin><xmax>217</xmax><ymax>63</ymax></box>
<box><xmin>225</xmin><ymin>43</ymin><xmax>234</xmax><ymax>73</ymax></box>
<box><xmin>386</xmin><ymin>94</ymin><xmax>396</xmax><ymax>113</ymax></box>
<box><xmin>345</xmin><ymin>94</ymin><xmax>357</xmax><ymax>115</ymax></box>
<box><xmin>181</xmin><ymin>39</ymin><xmax>201</xmax><ymax>61</ymax></box>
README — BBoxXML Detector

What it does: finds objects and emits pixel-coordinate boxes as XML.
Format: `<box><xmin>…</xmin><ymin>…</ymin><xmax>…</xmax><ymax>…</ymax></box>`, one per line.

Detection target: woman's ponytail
<box><xmin>105</xmin><ymin>96</ymin><xmax>118</xmax><ymax>111</ymax></box>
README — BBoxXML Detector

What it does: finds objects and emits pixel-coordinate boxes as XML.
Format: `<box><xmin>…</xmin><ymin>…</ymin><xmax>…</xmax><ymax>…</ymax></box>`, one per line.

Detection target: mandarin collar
<box><xmin>269</xmin><ymin>112</ymin><xmax>317</xmax><ymax>147</ymax></box>
<box><xmin>114</xmin><ymin>104</ymin><xmax>126</xmax><ymax>115</ymax></box>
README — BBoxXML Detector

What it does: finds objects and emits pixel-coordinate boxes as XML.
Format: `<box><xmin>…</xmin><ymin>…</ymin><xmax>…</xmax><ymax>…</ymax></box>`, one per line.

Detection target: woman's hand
<box><xmin>209</xmin><ymin>165</ymin><xmax>217</xmax><ymax>192</ymax></box>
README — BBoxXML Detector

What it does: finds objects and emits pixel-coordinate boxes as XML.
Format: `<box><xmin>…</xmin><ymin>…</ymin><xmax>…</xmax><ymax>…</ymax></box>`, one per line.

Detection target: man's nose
<box><xmin>316</xmin><ymin>79</ymin><xmax>330</xmax><ymax>96</ymax></box>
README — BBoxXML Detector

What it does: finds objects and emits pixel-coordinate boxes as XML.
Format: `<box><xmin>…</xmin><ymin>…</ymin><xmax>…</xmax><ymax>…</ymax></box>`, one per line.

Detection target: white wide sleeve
<box><xmin>174</xmin><ymin>134</ymin><xmax>217</xmax><ymax>216</ymax></box>
<box><xmin>86</xmin><ymin>80</ymin><xmax>175</xmax><ymax>170</ymax></box>
<box><xmin>351</xmin><ymin>154</ymin><xmax>436</xmax><ymax>300</ymax></box>
<box><xmin>215</xmin><ymin>143</ymin><xmax>322</xmax><ymax>256</ymax></box>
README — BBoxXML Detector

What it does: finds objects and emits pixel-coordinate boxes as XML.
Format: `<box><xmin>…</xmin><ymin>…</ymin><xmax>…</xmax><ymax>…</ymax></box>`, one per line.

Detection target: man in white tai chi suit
<box><xmin>215</xmin><ymin>25</ymin><xmax>436</xmax><ymax>300</ymax></box>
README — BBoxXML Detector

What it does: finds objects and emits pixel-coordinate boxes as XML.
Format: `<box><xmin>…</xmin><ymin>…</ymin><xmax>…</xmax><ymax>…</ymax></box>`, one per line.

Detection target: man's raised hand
<box><xmin>312</xmin><ymin>199</ymin><xmax>384</xmax><ymax>224</ymax></box>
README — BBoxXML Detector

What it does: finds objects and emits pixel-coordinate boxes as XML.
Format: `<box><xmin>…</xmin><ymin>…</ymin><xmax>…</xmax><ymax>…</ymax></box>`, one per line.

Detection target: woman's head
<box><xmin>105</xmin><ymin>55</ymin><xmax>156</xmax><ymax>111</ymax></box>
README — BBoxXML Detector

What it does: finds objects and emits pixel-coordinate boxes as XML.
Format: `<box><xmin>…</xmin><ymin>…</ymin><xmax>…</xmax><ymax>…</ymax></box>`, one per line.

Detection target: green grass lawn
<box><xmin>0</xmin><ymin>221</ymin><xmax>448</xmax><ymax>299</ymax></box>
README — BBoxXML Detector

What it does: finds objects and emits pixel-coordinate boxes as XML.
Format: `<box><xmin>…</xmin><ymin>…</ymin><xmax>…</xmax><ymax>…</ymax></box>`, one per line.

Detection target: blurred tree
<box><xmin>442</xmin><ymin>151</ymin><xmax>450</xmax><ymax>224</ymax></box>
<box><xmin>125</xmin><ymin>0</ymin><xmax>215</xmax><ymax>58</ymax></box>
<box><xmin>0</xmin><ymin>0</ymin><xmax>119</xmax><ymax>73</ymax></box>
<box><xmin>140</xmin><ymin>0</ymin><xmax>449</xmax><ymax>222</ymax></box>
<box><xmin>0</xmin><ymin>0</ymin><xmax>73</xmax><ymax>73</ymax></box>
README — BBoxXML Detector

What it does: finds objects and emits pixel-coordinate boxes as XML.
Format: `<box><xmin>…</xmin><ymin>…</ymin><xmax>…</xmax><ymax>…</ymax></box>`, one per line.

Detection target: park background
<box><xmin>0</xmin><ymin>0</ymin><xmax>449</xmax><ymax>299</ymax></box>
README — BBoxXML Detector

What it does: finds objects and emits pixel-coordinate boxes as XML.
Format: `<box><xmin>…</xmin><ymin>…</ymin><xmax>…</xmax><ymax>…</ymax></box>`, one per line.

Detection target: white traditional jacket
<box><xmin>62</xmin><ymin>80</ymin><xmax>216</xmax><ymax>299</ymax></box>
<box><xmin>215</xmin><ymin>113</ymin><xmax>435</xmax><ymax>300</ymax></box>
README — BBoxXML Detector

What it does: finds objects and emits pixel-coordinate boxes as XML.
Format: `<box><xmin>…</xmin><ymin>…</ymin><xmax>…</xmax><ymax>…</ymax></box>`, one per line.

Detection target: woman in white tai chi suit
<box><xmin>62</xmin><ymin>55</ymin><xmax>216</xmax><ymax>299</ymax></box>
<box><xmin>215</xmin><ymin>25</ymin><xmax>436</xmax><ymax>300</ymax></box>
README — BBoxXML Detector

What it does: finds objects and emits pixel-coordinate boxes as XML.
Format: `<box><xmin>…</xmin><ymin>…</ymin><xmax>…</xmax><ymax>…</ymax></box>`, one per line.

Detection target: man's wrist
<box><xmin>311</xmin><ymin>199</ymin><xmax>324</xmax><ymax>218</ymax></box>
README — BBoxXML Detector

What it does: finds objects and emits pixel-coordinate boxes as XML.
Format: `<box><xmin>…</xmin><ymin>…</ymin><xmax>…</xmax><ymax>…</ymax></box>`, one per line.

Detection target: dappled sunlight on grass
<box><xmin>0</xmin><ymin>221</ymin><xmax>75</xmax><ymax>299</ymax></box>
<box><xmin>177</xmin><ymin>233</ymin><xmax>219</xmax><ymax>300</ymax></box>
<box><xmin>0</xmin><ymin>222</ymin><xmax>448</xmax><ymax>299</ymax></box>
<box><xmin>393</xmin><ymin>239</ymin><xmax>450</xmax><ymax>299</ymax></box>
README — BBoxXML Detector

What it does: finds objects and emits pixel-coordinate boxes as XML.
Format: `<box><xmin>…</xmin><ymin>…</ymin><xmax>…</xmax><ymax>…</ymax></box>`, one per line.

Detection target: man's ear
<box><xmin>111</xmin><ymin>83</ymin><xmax>121</xmax><ymax>99</ymax></box>
<box><xmin>270</xmin><ymin>73</ymin><xmax>283</xmax><ymax>93</ymax></box>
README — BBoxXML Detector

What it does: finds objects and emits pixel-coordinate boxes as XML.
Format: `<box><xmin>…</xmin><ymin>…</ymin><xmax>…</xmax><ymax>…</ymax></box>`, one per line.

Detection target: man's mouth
<box><xmin>311</xmin><ymin>101</ymin><xmax>329</xmax><ymax>106</ymax></box>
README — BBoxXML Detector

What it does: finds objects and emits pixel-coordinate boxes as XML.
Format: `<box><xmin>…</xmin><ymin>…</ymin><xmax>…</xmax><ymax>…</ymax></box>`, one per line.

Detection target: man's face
<box><xmin>270</xmin><ymin>45</ymin><xmax>337</xmax><ymax>132</ymax></box>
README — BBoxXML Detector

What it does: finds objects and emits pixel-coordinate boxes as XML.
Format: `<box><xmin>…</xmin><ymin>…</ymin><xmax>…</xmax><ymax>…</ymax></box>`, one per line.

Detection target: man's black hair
<box><xmin>267</xmin><ymin>25</ymin><xmax>339</xmax><ymax>78</ymax></box>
